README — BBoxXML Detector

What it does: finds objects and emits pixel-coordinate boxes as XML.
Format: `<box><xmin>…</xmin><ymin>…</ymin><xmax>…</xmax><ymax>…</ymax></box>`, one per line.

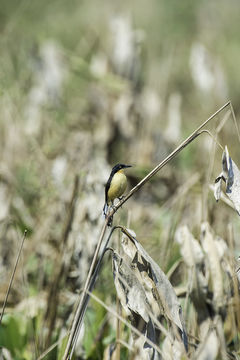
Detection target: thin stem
<box><xmin>0</xmin><ymin>230</ymin><xmax>27</xmax><ymax>325</ymax></box>
<box><xmin>216</xmin><ymin>109</ymin><xmax>231</xmax><ymax>134</ymax></box>
<box><xmin>36</xmin><ymin>331</ymin><xmax>70</xmax><ymax>360</ymax></box>
<box><xmin>64</xmin><ymin>225</ymin><xmax>122</xmax><ymax>359</ymax></box>
<box><xmin>230</xmin><ymin>101</ymin><xmax>240</xmax><ymax>143</ymax></box>
<box><xmin>197</xmin><ymin>129</ymin><xmax>224</xmax><ymax>150</ymax></box>
<box><xmin>63</xmin><ymin>220</ymin><xmax>108</xmax><ymax>359</ymax></box>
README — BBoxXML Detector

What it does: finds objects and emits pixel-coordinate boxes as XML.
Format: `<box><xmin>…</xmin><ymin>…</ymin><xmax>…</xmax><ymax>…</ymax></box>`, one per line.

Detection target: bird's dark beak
<box><xmin>124</xmin><ymin>165</ymin><xmax>132</xmax><ymax>168</ymax></box>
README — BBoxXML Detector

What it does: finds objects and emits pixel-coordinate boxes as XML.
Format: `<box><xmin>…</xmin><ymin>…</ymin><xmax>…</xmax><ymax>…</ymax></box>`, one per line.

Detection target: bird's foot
<box><xmin>117</xmin><ymin>196</ymin><xmax>125</xmax><ymax>208</ymax></box>
<box><xmin>110</xmin><ymin>204</ymin><xmax>117</xmax><ymax>212</ymax></box>
<box><xmin>107</xmin><ymin>215</ymin><xmax>113</xmax><ymax>227</ymax></box>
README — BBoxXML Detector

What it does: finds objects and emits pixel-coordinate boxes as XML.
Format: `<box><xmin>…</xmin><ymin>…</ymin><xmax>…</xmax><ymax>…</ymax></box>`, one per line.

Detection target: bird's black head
<box><xmin>111</xmin><ymin>163</ymin><xmax>132</xmax><ymax>174</ymax></box>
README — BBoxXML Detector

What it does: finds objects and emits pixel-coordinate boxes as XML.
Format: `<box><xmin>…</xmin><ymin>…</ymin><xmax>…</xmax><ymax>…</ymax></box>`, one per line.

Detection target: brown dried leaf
<box><xmin>121</xmin><ymin>229</ymin><xmax>188</xmax><ymax>352</ymax></box>
<box><xmin>112</xmin><ymin>251</ymin><xmax>150</xmax><ymax>322</ymax></box>
<box><xmin>112</xmin><ymin>250</ymin><xmax>158</xmax><ymax>356</ymax></box>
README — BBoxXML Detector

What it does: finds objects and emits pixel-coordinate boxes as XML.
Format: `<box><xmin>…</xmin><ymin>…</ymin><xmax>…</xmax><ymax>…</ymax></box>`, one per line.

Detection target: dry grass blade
<box><xmin>36</xmin><ymin>332</ymin><xmax>70</xmax><ymax>360</ymax></box>
<box><xmin>0</xmin><ymin>229</ymin><xmax>27</xmax><ymax>325</ymax></box>
<box><xmin>230</xmin><ymin>101</ymin><xmax>240</xmax><ymax>143</ymax></box>
<box><xmin>216</xmin><ymin>109</ymin><xmax>231</xmax><ymax>134</ymax></box>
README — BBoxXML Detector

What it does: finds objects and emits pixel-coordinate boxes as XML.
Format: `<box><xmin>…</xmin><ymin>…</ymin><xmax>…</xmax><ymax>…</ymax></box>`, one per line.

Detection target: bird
<box><xmin>103</xmin><ymin>163</ymin><xmax>132</xmax><ymax>218</ymax></box>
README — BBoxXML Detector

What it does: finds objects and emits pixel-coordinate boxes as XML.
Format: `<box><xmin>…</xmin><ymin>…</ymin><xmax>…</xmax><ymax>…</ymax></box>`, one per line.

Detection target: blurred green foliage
<box><xmin>83</xmin><ymin>293</ymin><xmax>107</xmax><ymax>358</ymax></box>
<box><xmin>0</xmin><ymin>313</ymin><xmax>31</xmax><ymax>359</ymax></box>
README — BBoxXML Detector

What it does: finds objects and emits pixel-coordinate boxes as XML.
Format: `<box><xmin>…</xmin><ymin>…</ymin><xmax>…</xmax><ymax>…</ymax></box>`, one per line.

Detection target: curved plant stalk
<box><xmin>63</xmin><ymin>101</ymin><xmax>231</xmax><ymax>359</ymax></box>
<box><xmin>65</xmin><ymin>226</ymin><xmax>122</xmax><ymax>359</ymax></box>
<box><xmin>109</xmin><ymin>101</ymin><xmax>231</xmax><ymax>218</ymax></box>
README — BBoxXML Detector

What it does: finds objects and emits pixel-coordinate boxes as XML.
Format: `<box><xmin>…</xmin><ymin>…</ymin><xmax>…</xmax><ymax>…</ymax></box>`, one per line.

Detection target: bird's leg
<box><xmin>107</xmin><ymin>215</ymin><xmax>113</xmax><ymax>227</ymax></box>
<box><xmin>117</xmin><ymin>195</ymin><xmax>125</xmax><ymax>208</ymax></box>
<box><xmin>110</xmin><ymin>200</ymin><xmax>117</xmax><ymax>211</ymax></box>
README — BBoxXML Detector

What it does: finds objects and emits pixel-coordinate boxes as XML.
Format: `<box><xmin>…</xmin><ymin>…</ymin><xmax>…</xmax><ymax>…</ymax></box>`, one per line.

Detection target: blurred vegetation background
<box><xmin>1</xmin><ymin>0</ymin><xmax>240</xmax><ymax>358</ymax></box>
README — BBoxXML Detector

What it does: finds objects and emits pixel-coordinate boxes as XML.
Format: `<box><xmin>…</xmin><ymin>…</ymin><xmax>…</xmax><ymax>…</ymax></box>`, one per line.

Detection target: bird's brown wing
<box><xmin>103</xmin><ymin>167</ymin><xmax>118</xmax><ymax>217</ymax></box>
<box><xmin>105</xmin><ymin>172</ymin><xmax>114</xmax><ymax>205</ymax></box>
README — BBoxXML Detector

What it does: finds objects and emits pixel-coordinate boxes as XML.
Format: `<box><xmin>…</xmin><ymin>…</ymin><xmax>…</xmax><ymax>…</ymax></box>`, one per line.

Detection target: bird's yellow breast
<box><xmin>107</xmin><ymin>171</ymin><xmax>127</xmax><ymax>203</ymax></box>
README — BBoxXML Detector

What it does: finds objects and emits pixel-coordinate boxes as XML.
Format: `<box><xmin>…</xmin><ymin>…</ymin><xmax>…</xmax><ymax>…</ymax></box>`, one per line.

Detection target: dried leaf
<box><xmin>112</xmin><ymin>251</ymin><xmax>149</xmax><ymax>322</ymax></box>
<box><xmin>214</xmin><ymin>236</ymin><xmax>228</xmax><ymax>260</ymax></box>
<box><xmin>121</xmin><ymin>229</ymin><xmax>188</xmax><ymax>352</ymax></box>
<box><xmin>112</xmin><ymin>250</ymin><xmax>158</xmax><ymax>357</ymax></box>
<box><xmin>214</xmin><ymin>146</ymin><xmax>240</xmax><ymax>215</ymax></box>
<box><xmin>175</xmin><ymin>225</ymin><xmax>204</xmax><ymax>267</ymax></box>
<box><xmin>162</xmin><ymin>335</ymin><xmax>185</xmax><ymax>360</ymax></box>
<box><xmin>195</xmin><ymin>329</ymin><xmax>219</xmax><ymax>360</ymax></box>
<box><xmin>175</xmin><ymin>225</ymin><xmax>209</xmax><ymax>326</ymax></box>
<box><xmin>214</xmin><ymin>235</ymin><xmax>232</xmax><ymax>288</ymax></box>
<box><xmin>214</xmin><ymin>175</ymin><xmax>223</xmax><ymax>202</ymax></box>
<box><xmin>175</xmin><ymin>225</ymin><xmax>208</xmax><ymax>302</ymax></box>
<box><xmin>200</xmin><ymin>223</ymin><xmax>223</xmax><ymax>312</ymax></box>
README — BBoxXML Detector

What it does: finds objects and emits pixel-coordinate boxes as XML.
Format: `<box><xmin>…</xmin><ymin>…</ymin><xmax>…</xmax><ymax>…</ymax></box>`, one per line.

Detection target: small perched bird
<box><xmin>103</xmin><ymin>163</ymin><xmax>132</xmax><ymax>218</ymax></box>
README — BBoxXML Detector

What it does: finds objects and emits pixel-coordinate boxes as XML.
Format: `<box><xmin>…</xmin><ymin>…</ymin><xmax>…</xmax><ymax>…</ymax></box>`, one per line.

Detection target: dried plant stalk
<box><xmin>0</xmin><ymin>230</ymin><xmax>27</xmax><ymax>325</ymax></box>
<box><xmin>63</xmin><ymin>101</ymin><xmax>232</xmax><ymax>359</ymax></box>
